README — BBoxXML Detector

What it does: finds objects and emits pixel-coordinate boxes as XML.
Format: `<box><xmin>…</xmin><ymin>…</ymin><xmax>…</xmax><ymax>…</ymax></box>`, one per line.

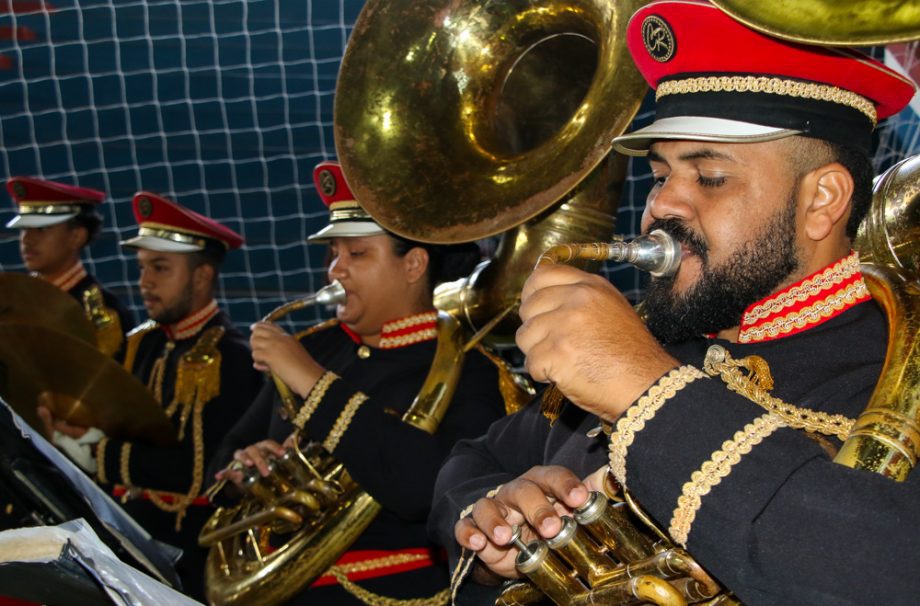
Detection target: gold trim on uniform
<box><xmin>95</xmin><ymin>437</ymin><xmax>109</xmax><ymax>485</ymax></box>
<box><xmin>119</xmin><ymin>442</ymin><xmax>133</xmax><ymax>487</ymax></box>
<box><xmin>120</xmin><ymin>324</ymin><xmax>225</xmax><ymax>530</ymax></box>
<box><xmin>742</xmin><ymin>253</ymin><xmax>862</xmax><ymax>323</ymax></box>
<box><xmin>48</xmin><ymin>259</ymin><xmax>87</xmax><ymax>292</ymax></box>
<box><xmin>18</xmin><ymin>202</ymin><xmax>84</xmax><ymax>215</ymax></box>
<box><xmin>669</xmin><ymin>413</ymin><xmax>785</xmax><ymax>546</ymax></box>
<box><xmin>293</xmin><ymin>371</ymin><xmax>340</xmax><ymax>429</ymax></box>
<box><xmin>608</xmin><ymin>365</ymin><xmax>708</xmax><ymax>486</ymax></box>
<box><xmin>323</xmin><ymin>392</ymin><xmax>369</xmax><ymax>452</ymax></box>
<box><xmin>738</xmin><ymin>280</ymin><xmax>868</xmax><ymax>343</ymax></box>
<box><xmin>703</xmin><ymin>345</ymin><xmax>855</xmax><ymax>439</ymax></box>
<box><xmin>378</xmin><ymin>311</ymin><xmax>439</xmax><ymax>349</ymax></box>
<box><xmin>657</xmin><ymin>76</ymin><xmax>877</xmax><ymax>124</ymax></box>
<box><xmin>137</xmin><ymin>224</ymin><xmax>211</xmax><ymax>249</ymax></box>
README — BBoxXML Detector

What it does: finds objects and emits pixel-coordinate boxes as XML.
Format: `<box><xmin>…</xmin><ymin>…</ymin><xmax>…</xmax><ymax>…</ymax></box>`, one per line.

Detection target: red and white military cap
<box><xmin>120</xmin><ymin>191</ymin><xmax>244</xmax><ymax>252</ymax></box>
<box><xmin>307</xmin><ymin>161</ymin><xmax>385</xmax><ymax>242</ymax></box>
<box><xmin>5</xmin><ymin>176</ymin><xmax>105</xmax><ymax>229</ymax></box>
<box><xmin>613</xmin><ymin>0</ymin><xmax>918</xmax><ymax>156</ymax></box>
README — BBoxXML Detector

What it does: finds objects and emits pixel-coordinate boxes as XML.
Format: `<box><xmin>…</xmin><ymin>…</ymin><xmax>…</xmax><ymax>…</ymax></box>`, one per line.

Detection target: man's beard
<box><xmin>152</xmin><ymin>285</ymin><xmax>194</xmax><ymax>325</ymax></box>
<box><xmin>643</xmin><ymin>199</ymin><xmax>800</xmax><ymax>344</ymax></box>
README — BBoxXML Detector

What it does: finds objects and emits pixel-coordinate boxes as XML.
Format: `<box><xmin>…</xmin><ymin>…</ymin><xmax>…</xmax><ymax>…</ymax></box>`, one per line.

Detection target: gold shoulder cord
<box><xmin>122</xmin><ymin>319</ymin><xmax>158</xmax><ymax>372</ymax></box>
<box><xmin>82</xmin><ymin>284</ymin><xmax>124</xmax><ymax>357</ymax></box>
<box><xmin>124</xmin><ymin>325</ymin><xmax>226</xmax><ymax>530</ymax></box>
<box><xmin>474</xmin><ymin>345</ymin><xmax>536</xmax><ymax>415</ymax></box>
<box><xmin>666</xmin><ymin>346</ymin><xmax>859</xmax><ymax>546</ymax></box>
<box><xmin>608</xmin><ymin>365</ymin><xmax>708</xmax><ymax>487</ymax></box>
<box><xmin>702</xmin><ymin>344</ymin><xmax>854</xmax><ymax>440</ymax></box>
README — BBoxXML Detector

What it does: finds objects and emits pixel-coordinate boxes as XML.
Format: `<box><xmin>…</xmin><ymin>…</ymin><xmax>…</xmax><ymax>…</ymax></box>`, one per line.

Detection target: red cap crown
<box><xmin>7</xmin><ymin>176</ymin><xmax>105</xmax><ymax>205</ymax></box>
<box><xmin>307</xmin><ymin>161</ymin><xmax>384</xmax><ymax>242</ymax></box>
<box><xmin>5</xmin><ymin>176</ymin><xmax>105</xmax><ymax>229</ymax></box>
<box><xmin>613</xmin><ymin>0</ymin><xmax>918</xmax><ymax>155</ymax></box>
<box><xmin>313</xmin><ymin>161</ymin><xmax>356</xmax><ymax>208</ymax></box>
<box><xmin>121</xmin><ymin>192</ymin><xmax>244</xmax><ymax>252</ymax></box>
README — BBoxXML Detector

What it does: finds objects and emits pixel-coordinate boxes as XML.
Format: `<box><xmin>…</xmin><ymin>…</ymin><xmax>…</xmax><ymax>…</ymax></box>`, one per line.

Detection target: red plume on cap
<box><xmin>5</xmin><ymin>176</ymin><xmax>105</xmax><ymax>229</ymax></box>
<box><xmin>121</xmin><ymin>191</ymin><xmax>244</xmax><ymax>252</ymax></box>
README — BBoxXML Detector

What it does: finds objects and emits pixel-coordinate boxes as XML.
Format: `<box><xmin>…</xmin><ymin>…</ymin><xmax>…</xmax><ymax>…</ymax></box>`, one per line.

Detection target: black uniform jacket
<box><xmin>432</xmin><ymin>282</ymin><xmax>919</xmax><ymax>605</ymax></box>
<box><xmin>211</xmin><ymin>318</ymin><xmax>511</xmax><ymax>604</ymax></box>
<box><xmin>97</xmin><ymin>307</ymin><xmax>262</xmax><ymax>599</ymax></box>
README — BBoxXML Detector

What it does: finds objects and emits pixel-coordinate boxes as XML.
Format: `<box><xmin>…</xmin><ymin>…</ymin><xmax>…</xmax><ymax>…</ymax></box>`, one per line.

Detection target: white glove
<box><xmin>52</xmin><ymin>427</ymin><xmax>106</xmax><ymax>474</ymax></box>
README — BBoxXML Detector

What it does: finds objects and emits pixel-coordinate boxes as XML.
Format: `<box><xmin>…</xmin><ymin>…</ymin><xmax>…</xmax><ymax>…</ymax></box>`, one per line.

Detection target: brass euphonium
<box><xmin>199</xmin><ymin>280</ymin><xmax>378</xmax><ymax>606</ymax></box>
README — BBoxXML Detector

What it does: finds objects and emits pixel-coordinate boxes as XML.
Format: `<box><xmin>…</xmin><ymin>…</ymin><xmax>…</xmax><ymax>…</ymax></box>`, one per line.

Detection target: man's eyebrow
<box><xmin>648</xmin><ymin>150</ymin><xmax>666</xmax><ymax>164</ymax></box>
<box><xmin>679</xmin><ymin>148</ymin><xmax>736</xmax><ymax>162</ymax></box>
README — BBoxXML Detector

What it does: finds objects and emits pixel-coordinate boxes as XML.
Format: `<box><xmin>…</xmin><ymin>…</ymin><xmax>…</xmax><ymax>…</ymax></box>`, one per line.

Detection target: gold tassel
<box><xmin>145</xmin><ymin>326</ymin><xmax>225</xmax><ymax>529</ymax></box>
<box><xmin>474</xmin><ymin>345</ymin><xmax>536</xmax><ymax>415</ymax></box>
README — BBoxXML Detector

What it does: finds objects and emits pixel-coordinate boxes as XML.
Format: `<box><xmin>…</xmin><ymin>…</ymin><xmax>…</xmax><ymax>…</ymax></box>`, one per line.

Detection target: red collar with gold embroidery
<box><xmin>379</xmin><ymin>311</ymin><xmax>438</xmax><ymax>349</ymax></box>
<box><xmin>43</xmin><ymin>259</ymin><xmax>86</xmax><ymax>292</ymax></box>
<box><xmin>163</xmin><ymin>299</ymin><xmax>220</xmax><ymax>341</ymax></box>
<box><xmin>737</xmin><ymin>252</ymin><xmax>870</xmax><ymax>344</ymax></box>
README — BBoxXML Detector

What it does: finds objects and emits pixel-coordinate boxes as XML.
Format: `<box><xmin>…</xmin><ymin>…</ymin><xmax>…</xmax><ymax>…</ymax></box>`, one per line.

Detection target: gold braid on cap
<box><xmin>657</xmin><ymin>76</ymin><xmax>877</xmax><ymax>125</ymax></box>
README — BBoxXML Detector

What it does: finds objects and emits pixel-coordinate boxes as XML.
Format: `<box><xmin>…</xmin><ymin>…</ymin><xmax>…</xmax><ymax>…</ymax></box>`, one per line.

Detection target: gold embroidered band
<box><xmin>323</xmin><ymin>392</ymin><xmax>369</xmax><ymax>452</ymax></box>
<box><xmin>609</xmin><ymin>365</ymin><xmax>708</xmax><ymax>486</ymax></box>
<box><xmin>742</xmin><ymin>253</ymin><xmax>861</xmax><ymax>324</ymax></box>
<box><xmin>95</xmin><ymin>437</ymin><xmax>109</xmax><ymax>485</ymax></box>
<box><xmin>293</xmin><ymin>371</ymin><xmax>340</xmax><ymax>429</ymax></box>
<box><xmin>136</xmin><ymin>225</ymin><xmax>210</xmax><ymax>249</ymax></box>
<box><xmin>738</xmin><ymin>280</ymin><xmax>868</xmax><ymax>343</ymax></box>
<box><xmin>657</xmin><ymin>76</ymin><xmax>877</xmax><ymax>125</ymax></box>
<box><xmin>18</xmin><ymin>203</ymin><xmax>84</xmax><ymax>215</ymax></box>
<box><xmin>703</xmin><ymin>345</ymin><xmax>855</xmax><ymax>440</ymax></box>
<box><xmin>669</xmin><ymin>413</ymin><xmax>784</xmax><ymax>546</ymax></box>
<box><xmin>119</xmin><ymin>442</ymin><xmax>133</xmax><ymax>486</ymax></box>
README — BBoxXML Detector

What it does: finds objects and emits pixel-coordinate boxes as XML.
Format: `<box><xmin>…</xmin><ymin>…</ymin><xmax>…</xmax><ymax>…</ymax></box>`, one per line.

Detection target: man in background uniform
<box><xmin>43</xmin><ymin>192</ymin><xmax>263</xmax><ymax>600</ymax></box>
<box><xmin>6</xmin><ymin>176</ymin><xmax>134</xmax><ymax>357</ymax></box>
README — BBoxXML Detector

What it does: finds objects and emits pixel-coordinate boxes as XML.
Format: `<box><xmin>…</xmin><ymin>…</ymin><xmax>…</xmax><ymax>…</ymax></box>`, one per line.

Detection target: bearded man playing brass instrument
<box><xmin>430</xmin><ymin>2</ymin><xmax>920</xmax><ymax>605</ymax></box>
<box><xmin>206</xmin><ymin>161</ymin><xmax>526</xmax><ymax>605</ymax></box>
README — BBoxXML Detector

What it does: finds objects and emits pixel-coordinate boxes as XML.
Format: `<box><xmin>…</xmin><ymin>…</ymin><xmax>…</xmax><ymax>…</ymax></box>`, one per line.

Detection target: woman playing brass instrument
<box><xmin>207</xmin><ymin>161</ymin><xmax>517</xmax><ymax>605</ymax></box>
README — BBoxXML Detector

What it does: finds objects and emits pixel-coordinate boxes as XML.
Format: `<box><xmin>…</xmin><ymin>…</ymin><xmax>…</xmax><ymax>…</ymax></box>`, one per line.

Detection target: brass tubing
<box><xmin>545</xmin><ymin>516</ymin><xmax>621</xmax><ymax>586</ymax></box>
<box><xmin>199</xmin><ymin>505</ymin><xmax>304</xmax><ymax>546</ymax></box>
<box><xmin>515</xmin><ymin>539</ymin><xmax>587</xmax><ymax>606</ymax></box>
<box><xmin>536</xmin><ymin>229</ymin><xmax>681</xmax><ymax>277</ymax></box>
<box><xmin>574</xmin><ymin>492</ymin><xmax>655</xmax><ymax>563</ymax></box>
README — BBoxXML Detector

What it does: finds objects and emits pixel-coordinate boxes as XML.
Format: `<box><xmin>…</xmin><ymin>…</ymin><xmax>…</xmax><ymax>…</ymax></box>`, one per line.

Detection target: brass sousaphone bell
<box><xmin>202</xmin><ymin>0</ymin><xmax>651</xmax><ymax>604</ymax></box>
<box><xmin>710</xmin><ymin>0</ymin><xmax>920</xmax><ymax>45</ymax></box>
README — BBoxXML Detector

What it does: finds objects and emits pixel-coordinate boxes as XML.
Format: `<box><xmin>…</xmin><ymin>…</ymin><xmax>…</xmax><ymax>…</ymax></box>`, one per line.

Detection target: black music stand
<box><xmin>0</xmin><ymin>397</ymin><xmax>188</xmax><ymax>604</ymax></box>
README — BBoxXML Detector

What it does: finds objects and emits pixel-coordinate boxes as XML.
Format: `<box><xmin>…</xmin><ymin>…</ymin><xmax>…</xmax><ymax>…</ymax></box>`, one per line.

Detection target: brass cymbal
<box><xmin>0</xmin><ymin>273</ymin><xmax>97</xmax><ymax>346</ymax></box>
<box><xmin>711</xmin><ymin>0</ymin><xmax>920</xmax><ymax>45</ymax></box>
<box><xmin>0</xmin><ymin>323</ymin><xmax>175</xmax><ymax>446</ymax></box>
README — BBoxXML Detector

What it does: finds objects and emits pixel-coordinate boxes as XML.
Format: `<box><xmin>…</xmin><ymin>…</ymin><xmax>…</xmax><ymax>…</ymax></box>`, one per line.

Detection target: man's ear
<box><xmin>193</xmin><ymin>262</ymin><xmax>215</xmax><ymax>293</ymax></box>
<box><xmin>403</xmin><ymin>247</ymin><xmax>430</xmax><ymax>284</ymax></box>
<box><xmin>67</xmin><ymin>224</ymin><xmax>89</xmax><ymax>251</ymax></box>
<box><xmin>800</xmin><ymin>162</ymin><xmax>853</xmax><ymax>242</ymax></box>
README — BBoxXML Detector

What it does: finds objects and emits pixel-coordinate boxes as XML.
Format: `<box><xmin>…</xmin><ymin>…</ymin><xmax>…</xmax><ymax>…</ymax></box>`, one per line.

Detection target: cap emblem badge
<box><xmin>12</xmin><ymin>182</ymin><xmax>25</xmax><ymax>199</ymax></box>
<box><xmin>319</xmin><ymin>169</ymin><xmax>337</xmax><ymax>197</ymax></box>
<box><xmin>138</xmin><ymin>196</ymin><xmax>153</xmax><ymax>218</ymax></box>
<box><xmin>642</xmin><ymin>15</ymin><xmax>676</xmax><ymax>63</ymax></box>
